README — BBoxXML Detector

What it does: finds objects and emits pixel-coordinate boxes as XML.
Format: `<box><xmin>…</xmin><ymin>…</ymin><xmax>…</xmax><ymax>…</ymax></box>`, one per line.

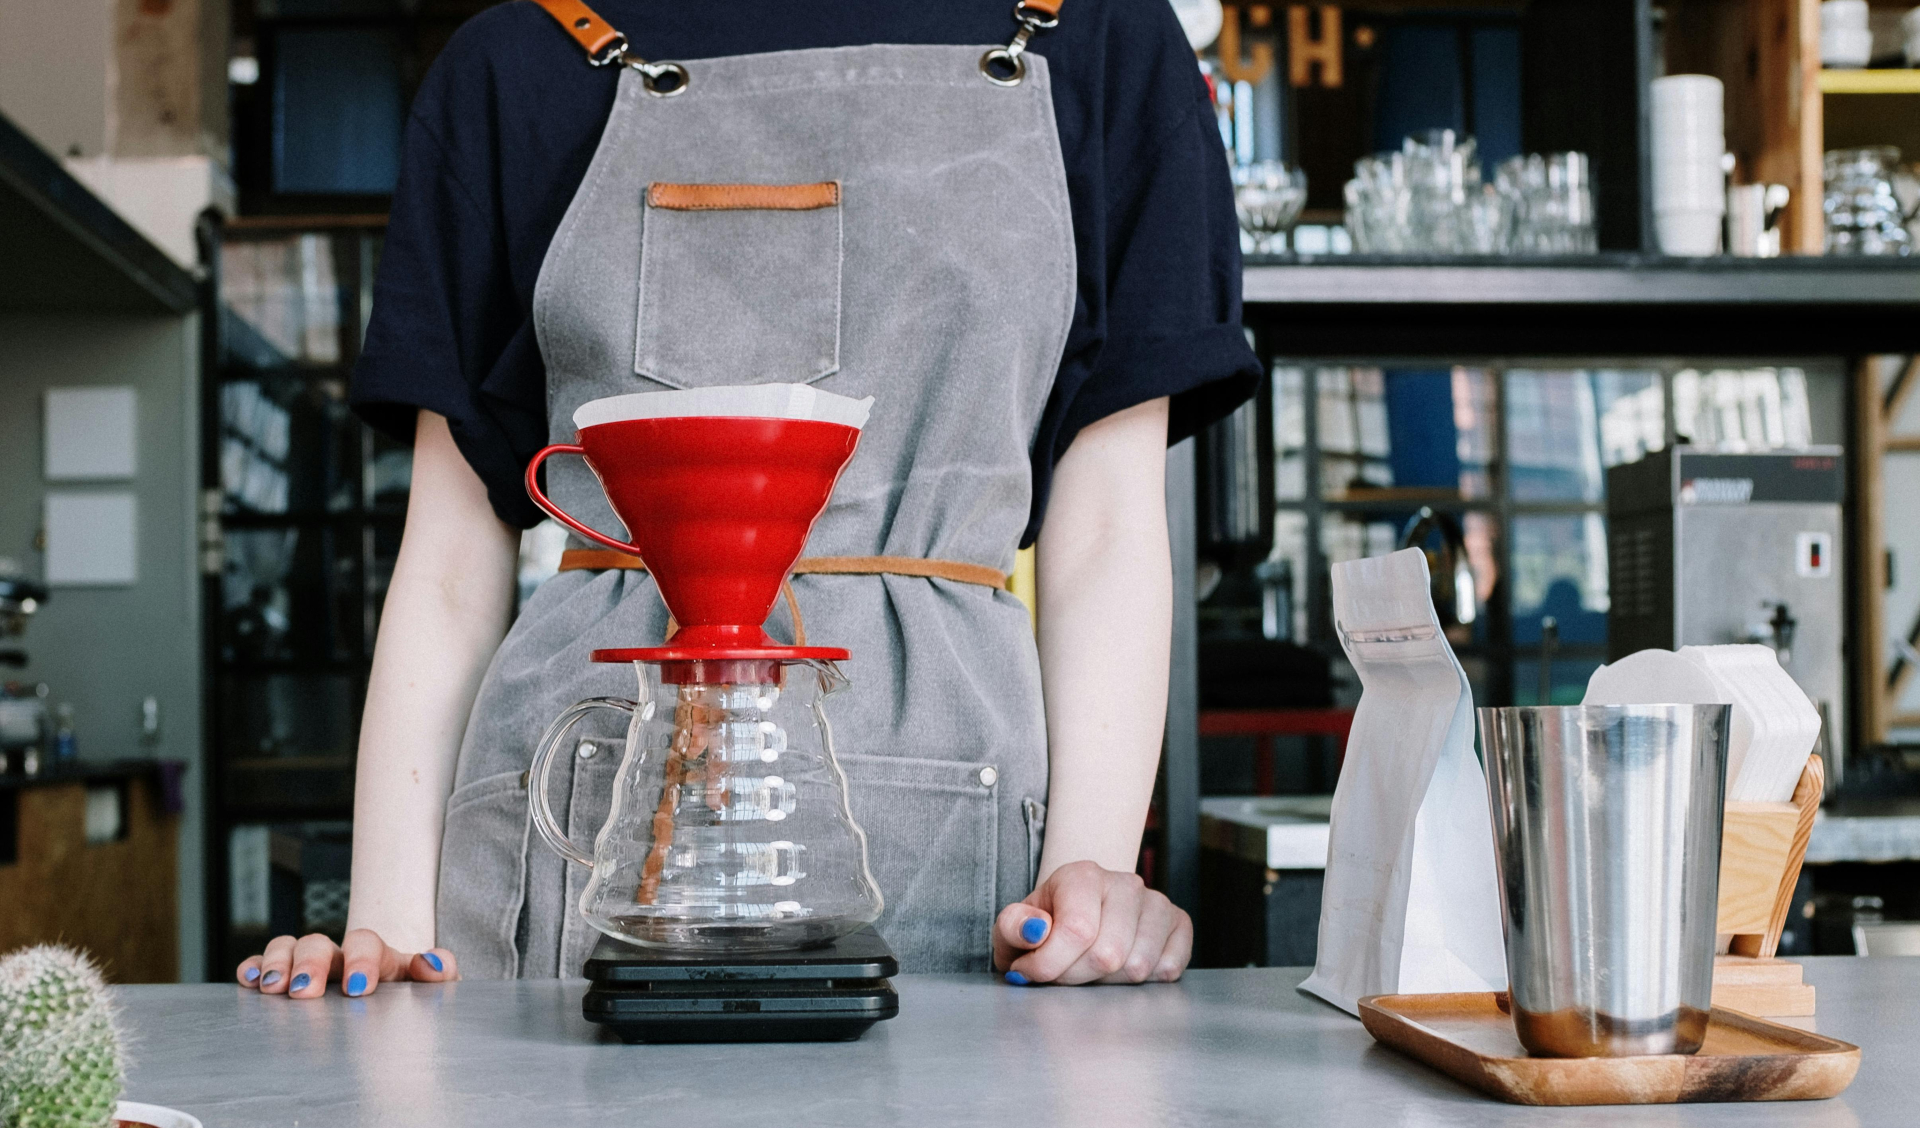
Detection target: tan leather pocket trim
<box><xmin>647</xmin><ymin>181</ymin><xmax>840</xmax><ymax>212</ymax></box>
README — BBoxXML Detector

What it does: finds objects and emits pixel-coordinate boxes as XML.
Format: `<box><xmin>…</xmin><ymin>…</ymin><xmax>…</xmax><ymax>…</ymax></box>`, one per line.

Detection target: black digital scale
<box><xmin>581</xmin><ymin>927</ymin><xmax>899</xmax><ymax>1043</ymax></box>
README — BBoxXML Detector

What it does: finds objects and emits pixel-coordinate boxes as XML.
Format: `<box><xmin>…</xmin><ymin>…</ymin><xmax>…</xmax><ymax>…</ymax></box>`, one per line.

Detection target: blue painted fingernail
<box><xmin>1005</xmin><ymin>970</ymin><xmax>1030</xmax><ymax>986</ymax></box>
<box><xmin>423</xmin><ymin>952</ymin><xmax>443</xmax><ymax>973</ymax></box>
<box><xmin>347</xmin><ymin>972</ymin><xmax>367</xmax><ymax>997</ymax></box>
<box><xmin>243</xmin><ymin>967</ymin><xmax>260</xmax><ymax>983</ymax></box>
<box><xmin>290</xmin><ymin>973</ymin><xmax>310</xmax><ymax>992</ymax></box>
<box><xmin>262</xmin><ymin>971</ymin><xmax>281</xmax><ymax>987</ymax></box>
<box><xmin>1021</xmin><ymin>917</ymin><xmax>1049</xmax><ymax>945</ymax></box>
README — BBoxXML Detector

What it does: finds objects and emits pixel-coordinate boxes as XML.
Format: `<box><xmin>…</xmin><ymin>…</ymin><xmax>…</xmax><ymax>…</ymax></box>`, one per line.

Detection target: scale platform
<box><xmin>581</xmin><ymin>926</ymin><xmax>899</xmax><ymax>1043</ymax></box>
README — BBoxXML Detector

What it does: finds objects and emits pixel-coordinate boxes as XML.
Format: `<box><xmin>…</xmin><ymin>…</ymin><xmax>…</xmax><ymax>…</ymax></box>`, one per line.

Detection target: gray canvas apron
<box><xmin>433</xmin><ymin>35</ymin><xmax>1076</xmax><ymax>976</ymax></box>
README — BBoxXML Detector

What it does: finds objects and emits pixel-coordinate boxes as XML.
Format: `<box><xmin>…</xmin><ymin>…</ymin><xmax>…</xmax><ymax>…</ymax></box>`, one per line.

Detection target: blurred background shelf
<box><xmin>1819</xmin><ymin>70</ymin><xmax>1920</xmax><ymax>94</ymax></box>
<box><xmin>1242</xmin><ymin>256</ymin><xmax>1920</xmax><ymax>354</ymax></box>
<box><xmin>0</xmin><ymin>114</ymin><xmax>196</xmax><ymax>316</ymax></box>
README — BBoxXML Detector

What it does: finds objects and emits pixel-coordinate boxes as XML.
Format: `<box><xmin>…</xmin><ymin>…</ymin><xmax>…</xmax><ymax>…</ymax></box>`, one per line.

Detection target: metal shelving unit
<box><xmin>198</xmin><ymin>215</ymin><xmax>404</xmax><ymax>976</ymax></box>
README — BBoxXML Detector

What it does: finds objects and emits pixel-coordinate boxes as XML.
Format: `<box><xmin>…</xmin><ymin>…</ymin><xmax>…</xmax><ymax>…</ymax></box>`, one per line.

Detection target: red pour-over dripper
<box><xmin>526</xmin><ymin>413</ymin><xmax>860</xmax><ymax>674</ymax></box>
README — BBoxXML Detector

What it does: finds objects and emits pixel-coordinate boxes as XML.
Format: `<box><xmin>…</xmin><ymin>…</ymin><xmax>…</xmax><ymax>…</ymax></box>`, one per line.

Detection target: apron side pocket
<box><xmin>838</xmin><ymin>752</ymin><xmax>998</xmax><ymax>974</ymax></box>
<box><xmin>436</xmin><ymin>768</ymin><xmax>533</xmax><ymax>980</ymax></box>
<box><xmin>1022</xmin><ymin>797</ymin><xmax>1047</xmax><ymax>893</ymax></box>
<box><xmin>635</xmin><ymin>181</ymin><xmax>842</xmax><ymax>388</ymax></box>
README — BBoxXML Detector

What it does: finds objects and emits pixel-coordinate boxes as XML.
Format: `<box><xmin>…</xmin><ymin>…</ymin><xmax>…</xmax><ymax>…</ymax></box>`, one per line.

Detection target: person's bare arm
<box><xmin>993</xmin><ymin>396</ymin><xmax>1191</xmax><ymax>985</ymax></box>
<box><xmin>237</xmin><ymin>410</ymin><xmax>519</xmax><ymax>997</ymax></box>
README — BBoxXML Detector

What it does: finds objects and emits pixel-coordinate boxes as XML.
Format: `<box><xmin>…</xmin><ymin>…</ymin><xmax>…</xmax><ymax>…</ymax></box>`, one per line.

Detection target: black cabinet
<box><xmin>199</xmin><ymin>218</ymin><xmax>404</xmax><ymax>976</ymax></box>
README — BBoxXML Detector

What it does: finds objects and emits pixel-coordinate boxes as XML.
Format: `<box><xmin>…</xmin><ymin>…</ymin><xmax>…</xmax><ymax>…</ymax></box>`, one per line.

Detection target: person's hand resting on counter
<box><xmin>236</xmin><ymin>930</ymin><xmax>458</xmax><ymax>999</ymax></box>
<box><xmin>994</xmin><ymin>861</ymin><xmax>1192</xmax><ymax>985</ymax></box>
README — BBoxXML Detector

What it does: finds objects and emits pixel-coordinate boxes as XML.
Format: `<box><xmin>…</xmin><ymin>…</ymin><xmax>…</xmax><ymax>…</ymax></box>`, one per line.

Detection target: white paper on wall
<box><xmin>44</xmin><ymin>387</ymin><xmax>137</xmax><ymax>480</ymax></box>
<box><xmin>44</xmin><ymin>491</ymin><xmax>138</xmax><ymax>586</ymax></box>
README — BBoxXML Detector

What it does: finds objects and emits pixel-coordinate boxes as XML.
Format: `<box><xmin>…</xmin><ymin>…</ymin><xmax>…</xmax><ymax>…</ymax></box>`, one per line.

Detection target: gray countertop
<box><xmin>116</xmin><ymin>958</ymin><xmax>1919</xmax><ymax>1126</ymax></box>
<box><xmin>1202</xmin><ymin>795</ymin><xmax>1920</xmax><ymax>868</ymax></box>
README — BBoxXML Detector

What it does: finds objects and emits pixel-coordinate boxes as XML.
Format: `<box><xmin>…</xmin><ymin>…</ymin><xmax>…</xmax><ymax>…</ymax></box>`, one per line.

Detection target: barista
<box><xmin>236</xmin><ymin>0</ymin><xmax>1258</xmax><ymax>998</ymax></box>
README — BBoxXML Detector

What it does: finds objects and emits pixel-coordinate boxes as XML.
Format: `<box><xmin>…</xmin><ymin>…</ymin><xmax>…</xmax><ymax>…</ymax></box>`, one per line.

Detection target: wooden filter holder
<box><xmin>1711</xmin><ymin>753</ymin><xmax>1823</xmax><ymax>1017</ymax></box>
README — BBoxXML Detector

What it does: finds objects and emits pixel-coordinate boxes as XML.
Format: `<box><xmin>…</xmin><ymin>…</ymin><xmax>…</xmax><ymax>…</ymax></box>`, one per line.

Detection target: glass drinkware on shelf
<box><xmin>1824</xmin><ymin>146</ymin><xmax>1914</xmax><ymax>256</ymax></box>
<box><xmin>1232</xmin><ymin>160</ymin><xmax>1308</xmax><ymax>254</ymax></box>
<box><xmin>527</xmin><ymin>656</ymin><xmax>882</xmax><ymax>951</ymax></box>
<box><xmin>1499</xmin><ymin>152</ymin><xmax>1598</xmax><ymax>254</ymax></box>
<box><xmin>1344</xmin><ymin>137</ymin><xmax>1596</xmax><ymax>255</ymax></box>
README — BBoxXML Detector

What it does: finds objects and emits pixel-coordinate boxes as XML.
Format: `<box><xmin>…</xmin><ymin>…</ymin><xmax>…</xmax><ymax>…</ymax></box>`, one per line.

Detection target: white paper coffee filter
<box><xmin>1684</xmin><ymin>645</ymin><xmax>1820</xmax><ymax>802</ymax></box>
<box><xmin>1584</xmin><ymin>649</ymin><xmax>1750</xmax><ymax>778</ymax></box>
<box><xmin>573</xmin><ymin>384</ymin><xmax>875</xmax><ymax>431</ymax></box>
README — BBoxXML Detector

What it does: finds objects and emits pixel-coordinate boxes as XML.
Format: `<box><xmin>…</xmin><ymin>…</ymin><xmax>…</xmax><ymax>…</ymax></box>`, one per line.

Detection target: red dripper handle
<box><xmin>524</xmin><ymin>443</ymin><xmax>644</xmax><ymax>556</ymax></box>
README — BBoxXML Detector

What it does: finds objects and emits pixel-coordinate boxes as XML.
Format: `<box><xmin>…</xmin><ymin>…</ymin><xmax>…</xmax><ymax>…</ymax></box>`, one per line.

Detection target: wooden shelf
<box><xmin>0</xmin><ymin>113</ymin><xmax>197</xmax><ymax>315</ymax></box>
<box><xmin>1819</xmin><ymin>69</ymin><xmax>1920</xmax><ymax>95</ymax></box>
<box><xmin>1242</xmin><ymin>256</ymin><xmax>1920</xmax><ymax>355</ymax></box>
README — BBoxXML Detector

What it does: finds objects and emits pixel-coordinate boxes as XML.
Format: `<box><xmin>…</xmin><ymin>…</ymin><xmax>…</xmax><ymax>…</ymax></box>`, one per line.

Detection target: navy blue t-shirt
<box><xmin>350</xmin><ymin>0</ymin><xmax>1260</xmax><ymax>542</ymax></box>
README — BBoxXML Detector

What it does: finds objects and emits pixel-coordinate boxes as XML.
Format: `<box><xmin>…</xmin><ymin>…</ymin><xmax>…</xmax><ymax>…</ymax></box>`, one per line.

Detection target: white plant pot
<box><xmin>115</xmin><ymin>1101</ymin><xmax>203</xmax><ymax>1128</ymax></box>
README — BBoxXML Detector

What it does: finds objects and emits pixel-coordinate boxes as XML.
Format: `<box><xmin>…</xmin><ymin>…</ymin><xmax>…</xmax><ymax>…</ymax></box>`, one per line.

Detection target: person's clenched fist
<box><xmin>993</xmin><ymin>860</ymin><xmax>1191</xmax><ymax>985</ymax></box>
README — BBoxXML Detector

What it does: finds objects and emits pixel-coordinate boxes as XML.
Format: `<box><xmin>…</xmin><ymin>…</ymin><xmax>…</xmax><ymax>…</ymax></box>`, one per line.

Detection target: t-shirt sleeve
<box><xmin>348</xmin><ymin>14</ymin><xmax>554</xmax><ymax>530</ymax></box>
<box><xmin>1024</xmin><ymin>0</ymin><xmax>1260</xmax><ymax>543</ymax></box>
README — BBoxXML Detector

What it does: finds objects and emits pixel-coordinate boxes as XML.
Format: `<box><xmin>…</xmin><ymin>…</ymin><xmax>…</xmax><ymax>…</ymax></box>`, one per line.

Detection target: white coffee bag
<box><xmin>1299</xmin><ymin>548</ymin><xmax>1508</xmax><ymax>1015</ymax></box>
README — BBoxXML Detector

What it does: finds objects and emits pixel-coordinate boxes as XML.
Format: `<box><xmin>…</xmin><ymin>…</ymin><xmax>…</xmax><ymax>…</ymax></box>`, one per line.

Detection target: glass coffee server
<box><xmin>199</xmin><ymin>217</ymin><xmax>403</xmax><ymax>976</ymax></box>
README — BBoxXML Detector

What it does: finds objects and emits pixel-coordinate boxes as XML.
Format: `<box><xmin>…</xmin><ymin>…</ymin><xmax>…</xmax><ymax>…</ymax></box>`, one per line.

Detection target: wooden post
<box><xmin>1751</xmin><ymin>0</ymin><xmax>1824</xmax><ymax>252</ymax></box>
<box><xmin>1853</xmin><ymin>357</ymin><xmax>1890</xmax><ymax>747</ymax></box>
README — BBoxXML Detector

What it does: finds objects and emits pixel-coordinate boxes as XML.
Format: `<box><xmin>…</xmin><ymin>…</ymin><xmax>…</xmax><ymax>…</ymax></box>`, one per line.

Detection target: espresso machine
<box><xmin>523</xmin><ymin>385</ymin><xmax>898</xmax><ymax>1043</ymax></box>
<box><xmin>1606</xmin><ymin>447</ymin><xmax>1845</xmax><ymax>781</ymax></box>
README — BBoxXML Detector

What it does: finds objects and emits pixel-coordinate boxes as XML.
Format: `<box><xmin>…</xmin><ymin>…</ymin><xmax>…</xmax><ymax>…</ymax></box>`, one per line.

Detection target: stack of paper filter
<box><xmin>1582</xmin><ymin>645</ymin><xmax>1821</xmax><ymax>803</ymax></box>
<box><xmin>574</xmin><ymin>383</ymin><xmax>875</xmax><ymax>429</ymax></box>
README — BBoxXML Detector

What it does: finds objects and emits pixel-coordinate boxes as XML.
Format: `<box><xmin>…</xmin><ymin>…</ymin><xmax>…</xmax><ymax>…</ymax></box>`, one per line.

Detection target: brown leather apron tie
<box><xmin>531</xmin><ymin>0</ymin><xmax>1062</xmax><ymax>85</ymax></box>
<box><xmin>558</xmin><ymin>549</ymin><xmax>1011</xmax><ymax>648</ymax></box>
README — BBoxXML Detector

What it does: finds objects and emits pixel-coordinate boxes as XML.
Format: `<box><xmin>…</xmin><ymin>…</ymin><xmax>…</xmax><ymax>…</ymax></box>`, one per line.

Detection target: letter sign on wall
<box><xmin>1218</xmin><ymin>5</ymin><xmax>1344</xmax><ymax>89</ymax></box>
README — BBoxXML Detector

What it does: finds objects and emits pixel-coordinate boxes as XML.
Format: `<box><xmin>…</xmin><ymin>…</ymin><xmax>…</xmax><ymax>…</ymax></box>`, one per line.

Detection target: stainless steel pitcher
<box><xmin>1478</xmin><ymin>704</ymin><xmax>1730</xmax><ymax>1057</ymax></box>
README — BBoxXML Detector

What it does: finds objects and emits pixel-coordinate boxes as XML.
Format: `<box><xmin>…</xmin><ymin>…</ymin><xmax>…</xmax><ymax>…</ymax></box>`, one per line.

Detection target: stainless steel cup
<box><xmin>1478</xmin><ymin>704</ymin><xmax>1730</xmax><ymax>1057</ymax></box>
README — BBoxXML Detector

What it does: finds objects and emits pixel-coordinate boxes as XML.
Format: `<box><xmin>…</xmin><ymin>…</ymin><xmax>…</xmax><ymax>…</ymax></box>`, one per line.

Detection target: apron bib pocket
<box><xmin>436</xmin><ymin>768</ymin><xmax>534</xmax><ymax>979</ymax></box>
<box><xmin>839</xmin><ymin>752</ymin><xmax>999</xmax><ymax>973</ymax></box>
<box><xmin>634</xmin><ymin>180</ymin><xmax>842</xmax><ymax>387</ymax></box>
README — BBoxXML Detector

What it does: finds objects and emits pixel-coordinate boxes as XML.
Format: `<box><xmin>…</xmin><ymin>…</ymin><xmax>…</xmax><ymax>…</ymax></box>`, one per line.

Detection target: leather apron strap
<box><xmin>531</xmin><ymin>0</ymin><xmax>1062</xmax><ymax>85</ymax></box>
<box><xmin>559</xmin><ymin>549</ymin><xmax>1010</xmax><ymax>591</ymax></box>
<box><xmin>533</xmin><ymin>0</ymin><xmax>1063</xmax><ymax>54</ymax></box>
<box><xmin>530</xmin><ymin>0</ymin><xmax>627</xmax><ymax>63</ymax></box>
<box><xmin>557</xmin><ymin>550</ymin><xmax>1010</xmax><ymax>649</ymax></box>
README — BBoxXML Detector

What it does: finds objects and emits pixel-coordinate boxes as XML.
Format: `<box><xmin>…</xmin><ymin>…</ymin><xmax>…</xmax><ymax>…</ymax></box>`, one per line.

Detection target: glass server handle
<box><xmin>528</xmin><ymin>697</ymin><xmax>636</xmax><ymax>868</ymax></box>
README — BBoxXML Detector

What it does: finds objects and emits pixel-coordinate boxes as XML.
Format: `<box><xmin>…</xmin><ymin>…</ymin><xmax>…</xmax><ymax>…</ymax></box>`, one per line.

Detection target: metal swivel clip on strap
<box><xmin>981</xmin><ymin>0</ymin><xmax>1064</xmax><ymax>87</ymax></box>
<box><xmin>532</xmin><ymin>0</ymin><xmax>689</xmax><ymax>96</ymax></box>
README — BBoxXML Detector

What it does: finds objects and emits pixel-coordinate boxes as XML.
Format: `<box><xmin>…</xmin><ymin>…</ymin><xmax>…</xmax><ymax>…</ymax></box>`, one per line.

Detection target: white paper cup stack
<box><xmin>1583</xmin><ymin>645</ymin><xmax>1821</xmax><ymax>803</ymax></box>
<box><xmin>1650</xmin><ymin>75</ymin><xmax>1727</xmax><ymax>256</ymax></box>
<box><xmin>1821</xmin><ymin>1</ymin><xmax>1874</xmax><ymax>68</ymax></box>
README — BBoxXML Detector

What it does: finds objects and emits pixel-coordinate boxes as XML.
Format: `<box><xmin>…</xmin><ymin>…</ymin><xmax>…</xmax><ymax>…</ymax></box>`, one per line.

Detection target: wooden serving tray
<box><xmin>1358</xmin><ymin>992</ymin><xmax>1859</xmax><ymax>1106</ymax></box>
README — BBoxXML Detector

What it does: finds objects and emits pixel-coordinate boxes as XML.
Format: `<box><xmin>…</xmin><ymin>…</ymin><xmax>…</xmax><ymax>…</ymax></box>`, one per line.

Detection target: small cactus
<box><xmin>0</xmin><ymin>945</ymin><xmax>126</xmax><ymax>1128</ymax></box>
